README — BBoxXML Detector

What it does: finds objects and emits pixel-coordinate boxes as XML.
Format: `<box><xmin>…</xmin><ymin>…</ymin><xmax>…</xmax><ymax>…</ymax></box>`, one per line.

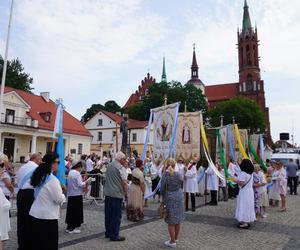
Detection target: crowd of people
<box><xmin>0</xmin><ymin>149</ymin><xmax>298</xmax><ymax>249</ymax></box>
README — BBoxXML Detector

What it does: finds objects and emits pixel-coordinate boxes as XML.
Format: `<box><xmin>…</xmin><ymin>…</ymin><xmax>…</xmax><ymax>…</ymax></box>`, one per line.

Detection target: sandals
<box><xmin>238</xmin><ymin>223</ymin><xmax>250</xmax><ymax>229</ymax></box>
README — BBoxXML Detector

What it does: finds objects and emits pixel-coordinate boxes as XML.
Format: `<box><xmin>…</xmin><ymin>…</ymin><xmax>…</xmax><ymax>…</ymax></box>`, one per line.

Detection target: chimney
<box><xmin>40</xmin><ymin>92</ymin><xmax>50</xmax><ymax>102</ymax></box>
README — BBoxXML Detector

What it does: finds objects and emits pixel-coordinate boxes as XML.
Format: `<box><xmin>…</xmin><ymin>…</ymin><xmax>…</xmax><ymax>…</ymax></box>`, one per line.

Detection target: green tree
<box><xmin>0</xmin><ymin>56</ymin><xmax>33</xmax><ymax>92</ymax></box>
<box><xmin>126</xmin><ymin>81</ymin><xmax>207</xmax><ymax>120</ymax></box>
<box><xmin>104</xmin><ymin>100</ymin><xmax>121</xmax><ymax>113</ymax></box>
<box><xmin>209</xmin><ymin>97</ymin><xmax>265</xmax><ymax>132</ymax></box>
<box><xmin>81</xmin><ymin>104</ymin><xmax>104</xmax><ymax>123</ymax></box>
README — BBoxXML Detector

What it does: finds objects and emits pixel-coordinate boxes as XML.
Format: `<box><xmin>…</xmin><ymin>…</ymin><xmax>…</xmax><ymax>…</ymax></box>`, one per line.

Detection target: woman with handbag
<box><xmin>160</xmin><ymin>158</ymin><xmax>184</xmax><ymax>248</ymax></box>
<box><xmin>232</xmin><ymin>159</ymin><xmax>255</xmax><ymax>229</ymax></box>
<box><xmin>127</xmin><ymin>159</ymin><xmax>145</xmax><ymax>222</ymax></box>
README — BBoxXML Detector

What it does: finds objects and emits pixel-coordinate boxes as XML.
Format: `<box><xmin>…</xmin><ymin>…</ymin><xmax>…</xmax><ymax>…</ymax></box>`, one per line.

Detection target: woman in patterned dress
<box><xmin>161</xmin><ymin>158</ymin><xmax>184</xmax><ymax>248</ymax></box>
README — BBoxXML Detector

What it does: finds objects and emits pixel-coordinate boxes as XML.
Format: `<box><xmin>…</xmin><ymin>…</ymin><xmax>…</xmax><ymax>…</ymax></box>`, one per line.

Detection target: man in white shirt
<box><xmin>227</xmin><ymin>159</ymin><xmax>239</xmax><ymax>199</ymax></box>
<box><xmin>16</xmin><ymin>153</ymin><xmax>42</xmax><ymax>250</ymax></box>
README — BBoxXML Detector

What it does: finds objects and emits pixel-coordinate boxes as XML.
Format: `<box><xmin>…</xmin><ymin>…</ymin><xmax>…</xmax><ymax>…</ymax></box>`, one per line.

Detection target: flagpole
<box><xmin>0</xmin><ymin>0</ymin><xmax>14</xmax><ymax>121</ymax></box>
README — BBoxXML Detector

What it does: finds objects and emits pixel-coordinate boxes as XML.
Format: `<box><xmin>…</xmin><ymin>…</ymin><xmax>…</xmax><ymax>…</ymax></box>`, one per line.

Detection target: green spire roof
<box><xmin>242</xmin><ymin>0</ymin><xmax>252</xmax><ymax>31</ymax></box>
<box><xmin>161</xmin><ymin>56</ymin><xmax>167</xmax><ymax>82</ymax></box>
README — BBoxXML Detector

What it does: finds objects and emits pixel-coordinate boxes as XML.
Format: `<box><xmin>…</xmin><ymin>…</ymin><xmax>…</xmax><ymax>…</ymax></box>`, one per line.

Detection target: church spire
<box><xmin>161</xmin><ymin>56</ymin><xmax>167</xmax><ymax>82</ymax></box>
<box><xmin>191</xmin><ymin>44</ymin><xmax>199</xmax><ymax>79</ymax></box>
<box><xmin>242</xmin><ymin>0</ymin><xmax>252</xmax><ymax>31</ymax></box>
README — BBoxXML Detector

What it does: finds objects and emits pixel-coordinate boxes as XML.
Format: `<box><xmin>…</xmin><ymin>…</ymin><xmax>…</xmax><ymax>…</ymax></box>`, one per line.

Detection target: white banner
<box><xmin>152</xmin><ymin>103</ymin><xmax>179</xmax><ymax>161</ymax></box>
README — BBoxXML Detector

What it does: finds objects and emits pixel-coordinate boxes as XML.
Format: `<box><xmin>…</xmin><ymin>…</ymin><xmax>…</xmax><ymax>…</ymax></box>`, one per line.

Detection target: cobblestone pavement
<box><xmin>4</xmin><ymin>194</ymin><xmax>300</xmax><ymax>250</ymax></box>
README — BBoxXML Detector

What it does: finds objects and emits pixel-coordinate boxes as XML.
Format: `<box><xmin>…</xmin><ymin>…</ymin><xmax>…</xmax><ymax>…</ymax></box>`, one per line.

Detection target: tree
<box><xmin>81</xmin><ymin>104</ymin><xmax>104</xmax><ymax>123</ymax></box>
<box><xmin>104</xmin><ymin>100</ymin><xmax>121</xmax><ymax>113</ymax></box>
<box><xmin>209</xmin><ymin>97</ymin><xmax>265</xmax><ymax>132</ymax></box>
<box><xmin>126</xmin><ymin>81</ymin><xmax>207</xmax><ymax>120</ymax></box>
<box><xmin>0</xmin><ymin>56</ymin><xmax>33</xmax><ymax>92</ymax></box>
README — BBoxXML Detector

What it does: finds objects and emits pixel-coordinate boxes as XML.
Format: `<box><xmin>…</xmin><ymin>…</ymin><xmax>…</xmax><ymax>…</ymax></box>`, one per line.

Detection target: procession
<box><xmin>1</xmin><ymin>0</ymin><xmax>300</xmax><ymax>250</ymax></box>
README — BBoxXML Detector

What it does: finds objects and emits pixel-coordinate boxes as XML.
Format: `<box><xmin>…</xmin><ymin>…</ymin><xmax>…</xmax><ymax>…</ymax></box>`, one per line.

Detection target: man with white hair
<box><xmin>16</xmin><ymin>153</ymin><xmax>42</xmax><ymax>250</ymax></box>
<box><xmin>103</xmin><ymin>151</ymin><xmax>128</xmax><ymax>241</ymax></box>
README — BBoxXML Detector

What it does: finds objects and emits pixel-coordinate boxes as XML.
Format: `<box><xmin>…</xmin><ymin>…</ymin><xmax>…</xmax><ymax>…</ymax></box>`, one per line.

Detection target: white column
<box><xmin>31</xmin><ymin>135</ymin><xmax>37</xmax><ymax>154</ymax></box>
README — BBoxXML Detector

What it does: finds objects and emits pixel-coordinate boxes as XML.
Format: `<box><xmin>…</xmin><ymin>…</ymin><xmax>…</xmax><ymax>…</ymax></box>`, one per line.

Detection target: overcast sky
<box><xmin>0</xmin><ymin>0</ymin><xmax>299</xmax><ymax>145</ymax></box>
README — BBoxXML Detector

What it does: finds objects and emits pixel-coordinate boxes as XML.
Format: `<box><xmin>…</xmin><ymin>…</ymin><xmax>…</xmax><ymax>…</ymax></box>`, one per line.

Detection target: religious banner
<box><xmin>215</xmin><ymin>127</ymin><xmax>227</xmax><ymax>163</ymax></box>
<box><xmin>152</xmin><ymin>102</ymin><xmax>180</xmax><ymax>161</ymax></box>
<box><xmin>250</xmin><ymin>134</ymin><xmax>260</xmax><ymax>153</ymax></box>
<box><xmin>233</xmin><ymin>125</ymin><xmax>249</xmax><ymax>161</ymax></box>
<box><xmin>175</xmin><ymin>111</ymin><xmax>202</xmax><ymax>162</ymax></box>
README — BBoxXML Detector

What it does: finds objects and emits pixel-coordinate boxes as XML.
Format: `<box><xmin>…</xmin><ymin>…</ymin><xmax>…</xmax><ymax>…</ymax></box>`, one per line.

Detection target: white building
<box><xmin>84</xmin><ymin>110</ymin><xmax>152</xmax><ymax>155</ymax></box>
<box><xmin>0</xmin><ymin>86</ymin><xmax>92</xmax><ymax>162</ymax></box>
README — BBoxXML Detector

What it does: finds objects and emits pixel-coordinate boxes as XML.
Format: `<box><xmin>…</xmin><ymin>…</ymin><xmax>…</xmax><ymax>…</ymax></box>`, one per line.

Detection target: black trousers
<box><xmin>105</xmin><ymin>196</ymin><xmax>123</xmax><ymax>240</ymax></box>
<box><xmin>29</xmin><ymin>216</ymin><xmax>58</xmax><ymax>250</ymax></box>
<box><xmin>17</xmin><ymin>189</ymin><xmax>35</xmax><ymax>250</ymax></box>
<box><xmin>288</xmin><ymin>177</ymin><xmax>298</xmax><ymax>195</ymax></box>
<box><xmin>66</xmin><ymin>195</ymin><xmax>84</xmax><ymax>229</ymax></box>
<box><xmin>185</xmin><ymin>193</ymin><xmax>195</xmax><ymax>210</ymax></box>
<box><xmin>228</xmin><ymin>184</ymin><xmax>239</xmax><ymax>198</ymax></box>
<box><xmin>210</xmin><ymin>190</ymin><xmax>218</xmax><ymax>205</ymax></box>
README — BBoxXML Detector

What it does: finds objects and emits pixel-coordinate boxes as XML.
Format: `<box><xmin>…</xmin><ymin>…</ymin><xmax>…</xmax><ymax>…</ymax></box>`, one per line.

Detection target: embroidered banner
<box><xmin>152</xmin><ymin>103</ymin><xmax>180</xmax><ymax>161</ymax></box>
<box><xmin>175</xmin><ymin>112</ymin><xmax>202</xmax><ymax>162</ymax></box>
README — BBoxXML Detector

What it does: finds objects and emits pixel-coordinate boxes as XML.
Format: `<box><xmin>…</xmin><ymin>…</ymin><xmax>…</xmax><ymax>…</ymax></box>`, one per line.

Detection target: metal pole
<box><xmin>0</xmin><ymin>0</ymin><xmax>14</xmax><ymax>121</ymax></box>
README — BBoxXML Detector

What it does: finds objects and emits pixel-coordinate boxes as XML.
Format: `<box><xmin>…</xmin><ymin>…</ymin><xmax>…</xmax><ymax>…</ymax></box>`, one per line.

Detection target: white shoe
<box><xmin>73</xmin><ymin>229</ymin><xmax>81</xmax><ymax>234</ymax></box>
<box><xmin>164</xmin><ymin>240</ymin><xmax>176</xmax><ymax>248</ymax></box>
<box><xmin>66</xmin><ymin>229</ymin><xmax>74</xmax><ymax>234</ymax></box>
<box><xmin>262</xmin><ymin>214</ymin><xmax>268</xmax><ymax>218</ymax></box>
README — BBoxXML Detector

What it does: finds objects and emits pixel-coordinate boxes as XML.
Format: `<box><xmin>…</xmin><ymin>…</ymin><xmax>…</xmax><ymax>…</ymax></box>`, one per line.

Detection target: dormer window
<box><xmin>40</xmin><ymin>112</ymin><xmax>52</xmax><ymax>123</ymax></box>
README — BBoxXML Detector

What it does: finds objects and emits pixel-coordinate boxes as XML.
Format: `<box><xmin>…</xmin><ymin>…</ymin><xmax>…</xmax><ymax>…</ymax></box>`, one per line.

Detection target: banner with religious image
<box><xmin>175</xmin><ymin>112</ymin><xmax>202</xmax><ymax>162</ymax></box>
<box><xmin>152</xmin><ymin>103</ymin><xmax>180</xmax><ymax>161</ymax></box>
<box><xmin>232</xmin><ymin>126</ymin><xmax>249</xmax><ymax>161</ymax></box>
<box><xmin>250</xmin><ymin>134</ymin><xmax>260</xmax><ymax>152</ymax></box>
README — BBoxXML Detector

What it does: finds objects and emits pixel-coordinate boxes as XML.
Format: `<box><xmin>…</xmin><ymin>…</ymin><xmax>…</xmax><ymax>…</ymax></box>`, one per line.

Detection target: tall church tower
<box><xmin>161</xmin><ymin>56</ymin><xmax>167</xmax><ymax>83</ymax></box>
<box><xmin>237</xmin><ymin>0</ymin><xmax>271</xmax><ymax>143</ymax></box>
<box><xmin>238</xmin><ymin>0</ymin><xmax>261</xmax><ymax>93</ymax></box>
<box><xmin>187</xmin><ymin>44</ymin><xmax>205</xmax><ymax>94</ymax></box>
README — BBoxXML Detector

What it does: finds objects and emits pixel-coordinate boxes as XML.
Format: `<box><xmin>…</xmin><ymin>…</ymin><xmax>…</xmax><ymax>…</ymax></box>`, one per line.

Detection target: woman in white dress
<box><xmin>184</xmin><ymin>162</ymin><xmax>198</xmax><ymax>211</ymax></box>
<box><xmin>0</xmin><ymin>175</ymin><xmax>11</xmax><ymax>250</ymax></box>
<box><xmin>232</xmin><ymin>159</ymin><xmax>255</xmax><ymax>229</ymax></box>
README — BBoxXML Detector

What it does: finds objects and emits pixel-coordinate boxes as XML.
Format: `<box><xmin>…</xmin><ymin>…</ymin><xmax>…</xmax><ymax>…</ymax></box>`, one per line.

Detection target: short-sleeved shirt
<box><xmin>104</xmin><ymin>160</ymin><xmax>126</xmax><ymax>199</ymax></box>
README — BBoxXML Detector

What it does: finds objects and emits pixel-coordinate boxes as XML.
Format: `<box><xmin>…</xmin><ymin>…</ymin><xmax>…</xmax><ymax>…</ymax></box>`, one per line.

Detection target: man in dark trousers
<box><xmin>285</xmin><ymin>159</ymin><xmax>299</xmax><ymax>195</ymax></box>
<box><xmin>16</xmin><ymin>153</ymin><xmax>42</xmax><ymax>250</ymax></box>
<box><xmin>104</xmin><ymin>151</ymin><xmax>128</xmax><ymax>241</ymax></box>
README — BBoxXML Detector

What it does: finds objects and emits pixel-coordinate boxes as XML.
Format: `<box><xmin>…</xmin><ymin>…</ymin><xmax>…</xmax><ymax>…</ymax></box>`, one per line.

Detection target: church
<box><xmin>124</xmin><ymin>0</ymin><xmax>271</xmax><ymax>143</ymax></box>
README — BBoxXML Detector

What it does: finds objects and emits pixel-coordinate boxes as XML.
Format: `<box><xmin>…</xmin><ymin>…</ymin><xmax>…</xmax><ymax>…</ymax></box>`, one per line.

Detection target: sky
<box><xmin>0</xmin><ymin>0</ymin><xmax>299</xmax><ymax>145</ymax></box>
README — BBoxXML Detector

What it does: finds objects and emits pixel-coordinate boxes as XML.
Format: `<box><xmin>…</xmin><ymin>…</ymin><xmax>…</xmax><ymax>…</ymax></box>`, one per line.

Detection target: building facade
<box><xmin>0</xmin><ymin>86</ymin><xmax>92</xmax><ymax>162</ymax></box>
<box><xmin>84</xmin><ymin>110</ymin><xmax>152</xmax><ymax>155</ymax></box>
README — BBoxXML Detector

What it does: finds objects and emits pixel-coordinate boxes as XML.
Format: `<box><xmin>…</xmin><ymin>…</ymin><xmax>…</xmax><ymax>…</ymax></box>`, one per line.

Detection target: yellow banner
<box><xmin>234</xmin><ymin>124</ymin><xmax>249</xmax><ymax>160</ymax></box>
<box><xmin>201</xmin><ymin>123</ymin><xmax>209</xmax><ymax>153</ymax></box>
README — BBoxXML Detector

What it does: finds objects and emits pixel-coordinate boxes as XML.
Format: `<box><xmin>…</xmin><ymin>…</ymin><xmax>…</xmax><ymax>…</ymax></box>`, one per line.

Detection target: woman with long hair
<box><xmin>29</xmin><ymin>152</ymin><xmax>66</xmax><ymax>250</ymax></box>
<box><xmin>127</xmin><ymin>159</ymin><xmax>145</xmax><ymax>222</ymax></box>
<box><xmin>233</xmin><ymin>159</ymin><xmax>255</xmax><ymax>229</ymax></box>
<box><xmin>161</xmin><ymin>158</ymin><xmax>184</xmax><ymax>248</ymax></box>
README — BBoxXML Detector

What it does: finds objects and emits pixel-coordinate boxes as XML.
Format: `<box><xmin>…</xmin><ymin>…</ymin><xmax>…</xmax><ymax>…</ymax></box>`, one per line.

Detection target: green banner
<box><xmin>248</xmin><ymin>141</ymin><xmax>267</xmax><ymax>172</ymax></box>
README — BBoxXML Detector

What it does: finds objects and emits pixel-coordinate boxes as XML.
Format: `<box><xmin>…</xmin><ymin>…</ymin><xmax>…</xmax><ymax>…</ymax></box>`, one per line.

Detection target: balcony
<box><xmin>0</xmin><ymin>114</ymin><xmax>38</xmax><ymax>128</ymax></box>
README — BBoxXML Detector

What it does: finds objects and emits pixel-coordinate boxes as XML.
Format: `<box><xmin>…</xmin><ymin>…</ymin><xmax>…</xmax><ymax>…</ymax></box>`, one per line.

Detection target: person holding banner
<box><xmin>161</xmin><ymin>158</ymin><xmax>184</xmax><ymax>249</ymax></box>
<box><xmin>29</xmin><ymin>152</ymin><xmax>66</xmax><ymax>250</ymax></box>
<box><xmin>232</xmin><ymin>159</ymin><xmax>255</xmax><ymax>229</ymax></box>
<box><xmin>16</xmin><ymin>153</ymin><xmax>42</xmax><ymax>250</ymax></box>
<box><xmin>205</xmin><ymin>164</ymin><xmax>219</xmax><ymax>206</ymax></box>
<box><xmin>184</xmin><ymin>161</ymin><xmax>197</xmax><ymax>211</ymax></box>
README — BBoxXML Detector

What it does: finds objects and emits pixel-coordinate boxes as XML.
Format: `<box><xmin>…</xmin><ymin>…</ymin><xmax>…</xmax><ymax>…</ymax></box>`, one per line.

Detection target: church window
<box><xmin>246</xmin><ymin>45</ymin><xmax>251</xmax><ymax>65</ymax></box>
<box><xmin>246</xmin><ymin>74</ymin><xmax>253</xmax><ymax>91</ymax></box>
<box><xmin>145</xmin><ymin>88</ymin><xmax>149</xmax><ymax>96</ymax></box>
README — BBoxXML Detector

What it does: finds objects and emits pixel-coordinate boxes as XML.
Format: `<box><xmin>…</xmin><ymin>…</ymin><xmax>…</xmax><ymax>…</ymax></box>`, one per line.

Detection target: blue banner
<box><xmin>55</xmin><ymin>134</ymin><xmax>66</xmax><ymax>186</ymax></box>
<box><xmin>168</xmin><ymin>102</ymin><xmax>180</xmax><ymax>158</ymax></box>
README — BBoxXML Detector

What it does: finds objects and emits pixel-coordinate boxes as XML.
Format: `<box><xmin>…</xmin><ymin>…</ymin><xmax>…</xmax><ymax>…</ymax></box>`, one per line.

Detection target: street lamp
<box><xmin>0</xmin><ymin>0</ymin><xmax>14</xmax><ymax>121</ymax></box>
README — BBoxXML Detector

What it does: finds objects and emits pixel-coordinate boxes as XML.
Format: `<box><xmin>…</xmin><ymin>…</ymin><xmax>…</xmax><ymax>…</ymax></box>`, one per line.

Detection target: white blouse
<box><xmin>67</xmin><ymin>170</ymin><xmax>85</xmax><ymax>197</ymax></box>
<box><xmin>29</xmin><ymin>174</ymin><xmax>66</xmax><ymax>220</ymax></box>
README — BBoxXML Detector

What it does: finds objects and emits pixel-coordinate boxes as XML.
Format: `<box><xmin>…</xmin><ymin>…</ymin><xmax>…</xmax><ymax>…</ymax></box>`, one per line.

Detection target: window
<box><xmin>112</xmin><ymin>131</ymin><xmax>116</xmax><ymax>140</ymax></box>
<box><xmin>5</xmin><ymin>109</ymin><xmax>15</xmax><ymax>124</ymax></box>
<box><xmin>132</xmin><ymin>133</ymin><xmax>137</xmax><ymax>142</ymax></box>
<box><xmin>78</xmin><ymin>143</ymin><xmax>83</xmax><ymax>155</ymax></box>
<box><xmin>98</xmin><ymin>132</ymin><xmax>102</xmax><ymax>141</ymax></box>
<box><xmin>246</xmin><ymin>74</ymin><xmax>253</xmax><ymax>92</ymax></box>
<box><xmin>98</xmin><ymin>119</ymin><xmax>103</xmax><ymax>126</ymax></box>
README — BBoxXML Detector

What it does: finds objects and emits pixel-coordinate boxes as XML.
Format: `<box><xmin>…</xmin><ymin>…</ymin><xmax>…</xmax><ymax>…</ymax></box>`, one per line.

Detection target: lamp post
<box><xmin>0</xmin><ymin>0</ymin><xmax>14</xmax><ymax>121</ymax></box>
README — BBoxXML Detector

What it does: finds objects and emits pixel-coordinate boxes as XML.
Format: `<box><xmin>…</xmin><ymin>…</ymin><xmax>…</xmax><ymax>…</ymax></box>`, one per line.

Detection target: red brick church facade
<box><xmin>124</xmin><ymin>1</ymin><xmax>271</xmax><ymax>142</ymax></box>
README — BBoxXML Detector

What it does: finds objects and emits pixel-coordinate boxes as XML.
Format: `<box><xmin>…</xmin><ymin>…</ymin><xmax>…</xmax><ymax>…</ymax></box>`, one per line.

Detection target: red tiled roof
<box><xmin>4</xmin><ymin>86</ymin><xmax>91</xmax><ymax>137</ymax></box>
<box><xmin>205</xmin><ymin>83</ymin><xmax>238</xmax><ymax>102</ymax></box>
<box><xmin>98</xmin><ymin>110</ymin><xmax>148</xmax><ymax>129</ymax></box>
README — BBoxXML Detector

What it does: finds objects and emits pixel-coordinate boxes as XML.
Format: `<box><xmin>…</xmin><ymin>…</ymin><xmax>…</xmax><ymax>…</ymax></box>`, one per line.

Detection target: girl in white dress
<box><xmin>232</xmin><ymin>159</ymin><xmax>256</xmax><ymax>229</ymax></box>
